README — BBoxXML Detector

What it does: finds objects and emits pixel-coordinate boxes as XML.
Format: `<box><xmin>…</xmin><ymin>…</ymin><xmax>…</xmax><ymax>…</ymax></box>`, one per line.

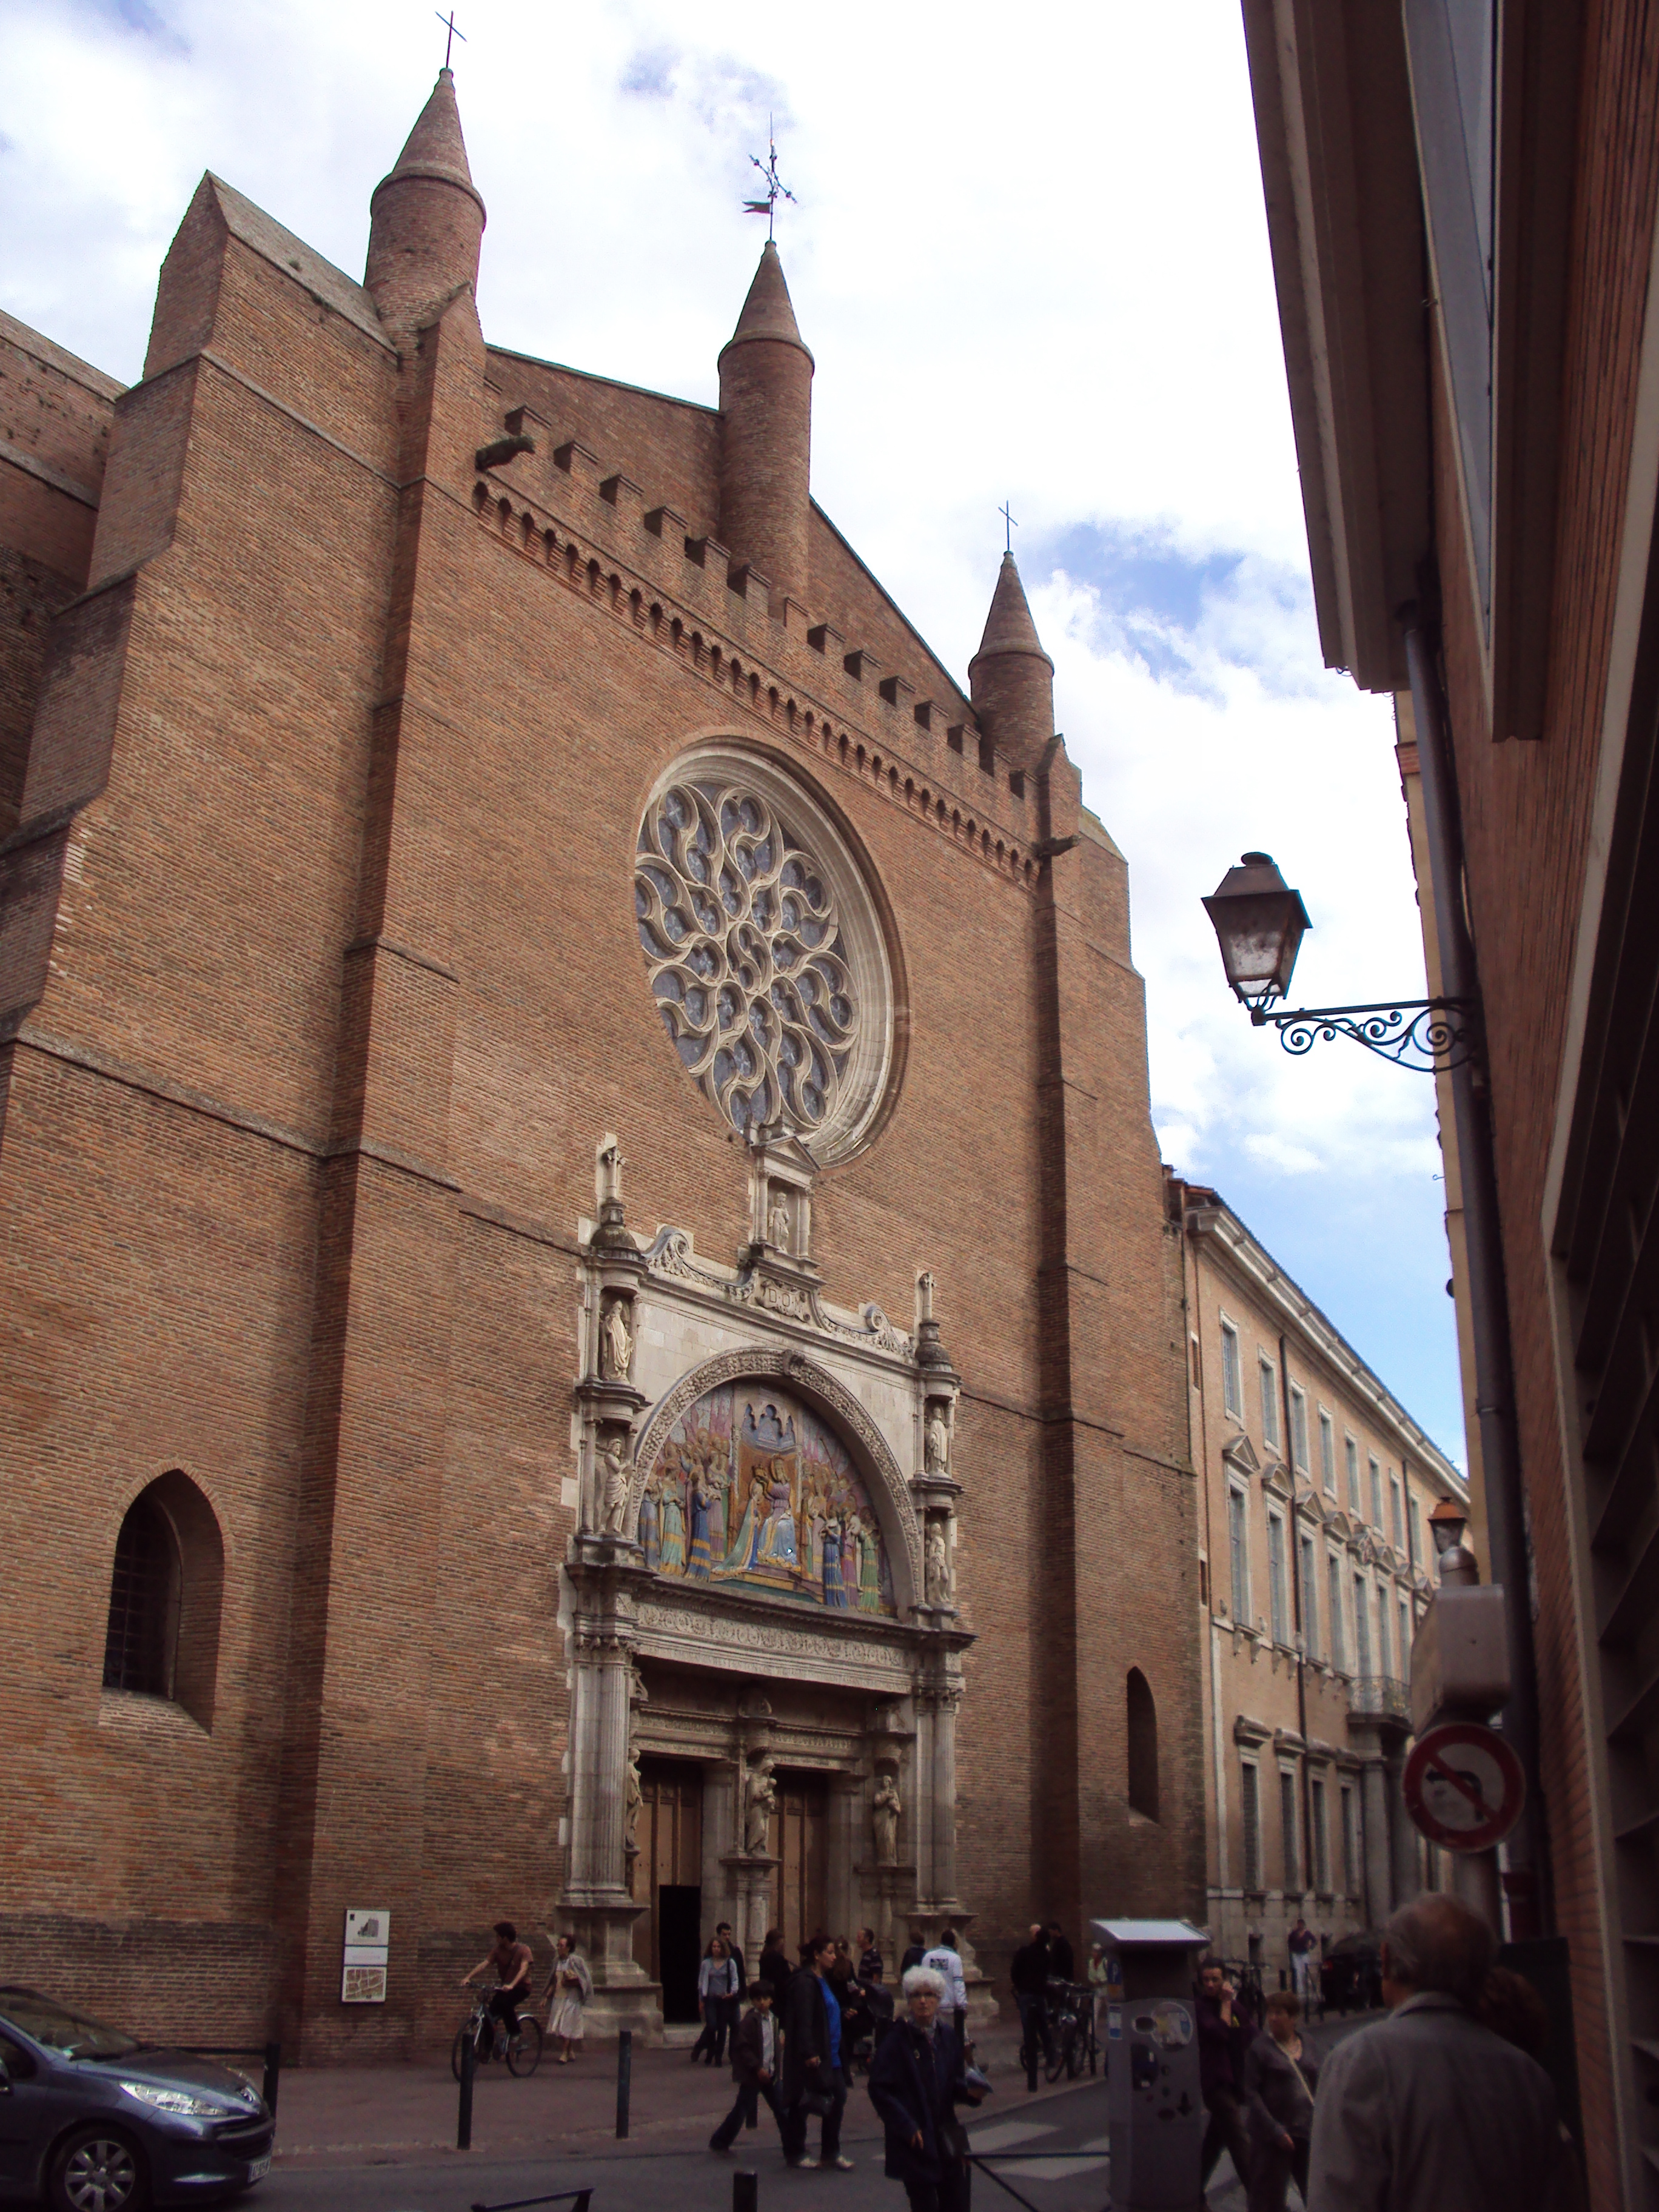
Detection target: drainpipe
<box><xmin>1279</xmin><ymin>1336</ymin><xmax>1315</xmax><ymax>1906</ymax></box>
<box><xmin>1402</xmin><ymin>615</ymin><xmax>1547</xmax><ymax>1940</ymax></box>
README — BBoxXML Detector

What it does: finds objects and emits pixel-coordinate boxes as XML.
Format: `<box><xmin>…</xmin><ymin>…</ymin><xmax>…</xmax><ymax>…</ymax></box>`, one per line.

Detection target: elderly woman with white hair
<box><xmin>866</xmin><ymin>1964</ymin><xmax>984</xmax><ymax>2212</ymax></box>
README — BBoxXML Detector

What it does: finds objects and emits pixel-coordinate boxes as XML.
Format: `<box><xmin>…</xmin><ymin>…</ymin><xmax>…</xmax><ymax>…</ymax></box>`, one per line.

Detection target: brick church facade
<box><xmin>0</xmin><ymin>72</ymin><xmax>1202</xmax><ymax>2056</ymax></box>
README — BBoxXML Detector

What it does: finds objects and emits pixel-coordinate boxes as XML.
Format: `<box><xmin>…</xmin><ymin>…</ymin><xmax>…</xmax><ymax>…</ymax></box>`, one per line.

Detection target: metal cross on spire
<box><xmin>435</xmin><ymin>10</ymin><xmax>466</xmax><ymax>67</ymax></box>
<box><xmin>1000</xmin><ymin>501</ymin><xmax>1019</xmax><ymax>553</ymax></box>
<box><xmin>743</xmin><ymin>119</ymin><xmax>797</xmax><ymax>243</ymax></box>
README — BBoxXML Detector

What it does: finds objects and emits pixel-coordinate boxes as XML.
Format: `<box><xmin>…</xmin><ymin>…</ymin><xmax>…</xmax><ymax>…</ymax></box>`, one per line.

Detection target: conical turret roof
<box><xmin>971</xmin><ymin>552</ymin><xmax>1053</xmax><ymax>671</ymax></box>
<box><xmin>371</xmin><ymin>68</ymin><xmax>486</xmax><ymax>219</ymax></box>
<box><xmin>720</xmin><ymin>241</ymin><xmax>814</xmax><ymax>364</ymax></box>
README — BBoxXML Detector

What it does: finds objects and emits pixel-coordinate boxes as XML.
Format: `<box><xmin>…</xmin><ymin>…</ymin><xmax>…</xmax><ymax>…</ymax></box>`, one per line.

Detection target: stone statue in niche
<box><xmin>917</xmin><ymin>1270</ymin><xmax>936</xmax><ymax>1323</ymax></box>
<box><xmin>742</xmin><ymin>1753</ymin><xmax>777</xmax><ymax>1855</ymax></box>
<box><xmin>925</xmin><ymin>1405</ymin><xmax>951</xmax><ymax>1480</ymax></box>
<box><xmin>600</xmin><ymin>1293</ymin><xmax>635</xmax><ymax>1382</ymax></box>
<box><xmin>768</xmin><ymin>1187</ymin><xmax>791</xmax><ymax>1253</ymax></box>
<box><xmin>624</xmin><ymin>1747</ymin><xmax>643</xmax><ymax>1856</ymax></box>
<box><xmin>599</xmin><ymin>1432</ymin><xmax>631</xmax><ymax>1536</ymax></box>
<box><xmin>925</xmin><ymin>1518</ymin><xmax>953</xmax><ymax>1605</ymax></box>
<box><xmin>872</xmin><ymin>1772</ymin><xmax>902</xmax><ymax>1865</ymax></box>
<box><xmin>598</xmin><ymin>1140</ymin><xmax>626</xmax><ymax>1205</ymax></box>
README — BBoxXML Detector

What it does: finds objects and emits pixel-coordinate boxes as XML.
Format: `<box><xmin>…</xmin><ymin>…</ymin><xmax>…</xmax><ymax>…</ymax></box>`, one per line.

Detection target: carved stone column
<box><xmin>561</xmin><ymin>1609</ymin><xmax>655</xmax><ymax>2036</ymax></box>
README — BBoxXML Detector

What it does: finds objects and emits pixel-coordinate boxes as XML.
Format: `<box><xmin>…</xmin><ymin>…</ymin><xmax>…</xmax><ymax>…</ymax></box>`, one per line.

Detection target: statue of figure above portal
<box><xmin>597</xmin><ymin>1137</ymin><xmax>626</xmax><ymax>1207</ymax></box>
<box><xmin>600</xmin><ymin>1293</ymin><xmax>635</xmax><ymax>1381</ymax></box>
<box><xmin>925</xmin><ymin>1517</ymin><xmax>953</xmax><ymax>1606</ymax></box>
<box><xmin>600</xmin><ymin>1432</ymin><xmax>631</xmax><ymax>1536</ymax></box>
<box><xmin>925</xmin><ymin>1404</ymin><xmax>951</xmax><ymax>1480</ymax></box>
<box><xmin>768</xmin><ymin>1185</ymin><xmax>792</xmax><ymax>1253</ymax></box>
<box><xmin>872</xmin><ymin>1771</ymin><xmax>902</xmax><ymax>1865</ymax></box>
<box><xmin>742</xmin><ymin>1752</ymin><xmax>777</xmax><ymax>1855</ymax></box>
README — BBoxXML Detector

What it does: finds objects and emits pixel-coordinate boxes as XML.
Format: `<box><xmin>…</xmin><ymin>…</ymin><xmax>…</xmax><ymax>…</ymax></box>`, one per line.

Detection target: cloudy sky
<box><xmin>2</xmin><ymin>0</ymin><xmax>1464</xmax><ymax>1464</ymax></box>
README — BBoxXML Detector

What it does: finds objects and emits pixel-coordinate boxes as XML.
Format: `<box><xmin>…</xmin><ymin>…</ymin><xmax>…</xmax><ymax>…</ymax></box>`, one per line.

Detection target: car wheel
<box><xmin>49</xmin><ymin>2125</ymin><xmax>149</xmax><ymax>2212</ymax></box>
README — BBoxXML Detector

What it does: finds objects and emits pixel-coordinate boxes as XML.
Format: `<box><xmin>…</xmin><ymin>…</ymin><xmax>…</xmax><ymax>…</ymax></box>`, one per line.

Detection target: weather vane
<box><xmin>435</xmin><ymin>10</ymin><xmax>466</xmax><ymax>68</ymax></box>
<box><xmin>1000</xmin><ymin>501</ymin><xmax>1018</xmax><ymax>553</ymax></box>
<box><xmin>743</xmin><ymin>119</ymin><xmax>797</xmax><ymax>243</ymax></box>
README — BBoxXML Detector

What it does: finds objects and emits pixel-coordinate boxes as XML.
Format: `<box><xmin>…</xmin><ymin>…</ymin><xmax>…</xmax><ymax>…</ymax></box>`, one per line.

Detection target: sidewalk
<box><xmin>271</xmin><ymin>2020</ymin><xmax>1074</xmax><ymax>2173</ymax></box>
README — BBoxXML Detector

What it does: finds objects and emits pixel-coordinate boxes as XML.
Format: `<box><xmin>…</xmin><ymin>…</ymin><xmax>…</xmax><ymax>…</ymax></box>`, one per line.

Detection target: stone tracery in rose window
<box><xmin>635</xmin><ymin>780</ymin><xmax>861</xmax><ymax>1142</ymax></box>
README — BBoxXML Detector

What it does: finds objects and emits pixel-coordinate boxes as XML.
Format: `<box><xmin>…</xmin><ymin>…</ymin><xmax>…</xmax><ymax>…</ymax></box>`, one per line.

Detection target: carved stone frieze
<box><xmin>641</xmin><ymin>1226</ymin><xmax>912</xmax><ymax>1361</ymax></box>
<box><xmin>632</xmin><ymin>1596</ymin><xmax>912</xmax><ymax>1684</ymax></box>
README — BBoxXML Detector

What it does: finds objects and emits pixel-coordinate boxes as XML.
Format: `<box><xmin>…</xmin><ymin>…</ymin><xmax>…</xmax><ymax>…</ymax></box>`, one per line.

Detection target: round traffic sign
<box><xmin>1403</xmin><ymin>1721</ymin><xmax>1526</xmax><ymax>1852</ymax></box>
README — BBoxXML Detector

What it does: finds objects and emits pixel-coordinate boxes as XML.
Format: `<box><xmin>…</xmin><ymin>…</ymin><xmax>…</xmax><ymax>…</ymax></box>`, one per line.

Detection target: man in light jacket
<box><xmin>1307</xmin><ymin>1892</ymin><xmax>1573</xmax><ymax>2212</ymax></box>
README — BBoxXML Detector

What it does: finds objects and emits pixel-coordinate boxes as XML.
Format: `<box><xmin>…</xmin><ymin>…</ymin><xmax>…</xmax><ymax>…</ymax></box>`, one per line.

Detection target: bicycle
<box><xmin>1044</xmin><ymin>1979</ymin><xmax>1089</xmax><ymax>2082</ymax></box>
<box><xmin>452</xmin><ymin>1983</ymin><xmax>544</xmax><ymax>2079</ymax></box>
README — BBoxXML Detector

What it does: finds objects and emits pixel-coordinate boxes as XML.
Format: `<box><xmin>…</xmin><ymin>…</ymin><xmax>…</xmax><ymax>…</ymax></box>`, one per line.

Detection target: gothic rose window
<box><xmin>635</xmin><ymin>752</ymin><xmax>894</xmax><ymax>1161</ymax></box>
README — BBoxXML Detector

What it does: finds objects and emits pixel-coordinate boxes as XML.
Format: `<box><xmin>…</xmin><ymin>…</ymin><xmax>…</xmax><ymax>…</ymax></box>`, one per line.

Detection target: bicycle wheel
<box><xmin>1065</xmin><ymin>2026</ymin><xmax>1085</xmax><ymax>2079</ymax></box>
<box><xmin>507</xmin><ymin>2016</ymin><xmax>543</xmax><ymax>2076</ymax></box>
<box><xmin>451</xmin><ymin>2026</ymin><xmax>471</xmax><ymax>2082</ymax></box>
<box><xmin>1044</xmin><ymin>2028</ymin><xmax>1070</xmax><ymax>2083</ymax></box>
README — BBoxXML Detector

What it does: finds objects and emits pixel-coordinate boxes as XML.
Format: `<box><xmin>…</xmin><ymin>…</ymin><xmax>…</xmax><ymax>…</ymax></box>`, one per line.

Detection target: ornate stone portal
<box><xmin>560</xmin><ymin>1133</ymin><xmax>972</xmax><ymax>2037</ymax></box>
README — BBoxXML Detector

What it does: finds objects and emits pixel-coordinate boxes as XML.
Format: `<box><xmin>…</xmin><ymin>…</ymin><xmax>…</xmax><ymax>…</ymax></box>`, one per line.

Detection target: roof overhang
<box><xmin>1241</xmin><ymin>0</ymin><xmax>1432</xmax><ymax>694</ymax></box>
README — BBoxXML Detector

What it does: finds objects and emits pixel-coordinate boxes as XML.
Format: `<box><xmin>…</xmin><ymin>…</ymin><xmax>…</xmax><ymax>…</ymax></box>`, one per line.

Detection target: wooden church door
<box><xmin>631</xmin><ymin>1758</ymin><xmax>703</xmax><ymax>2020</ymax></box>
<box><xmin>769</xmin><ymin>1771</ymin><xmax>828</xmax><ymax>1954</ymax></box>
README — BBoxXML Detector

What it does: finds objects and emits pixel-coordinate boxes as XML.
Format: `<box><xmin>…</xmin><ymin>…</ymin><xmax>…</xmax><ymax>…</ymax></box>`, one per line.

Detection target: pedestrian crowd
<box><xmin>696</xmin><ymin>1920</ymin><xmax>987</xmax><ymax>2207</ymax></box>
<box><xmin>1196</xmin><ymin>1892</ymin><xmax>1581</xmax><ymax>2212</ymax></box>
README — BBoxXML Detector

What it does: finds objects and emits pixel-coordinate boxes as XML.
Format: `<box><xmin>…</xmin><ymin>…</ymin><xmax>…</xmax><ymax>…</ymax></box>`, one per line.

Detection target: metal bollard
<box><xmin>457</xmin><ymin>2023</ymin><xmax>475</xmax><ymax>2151</ymax></box>
<box><xmin>616</xmin><ymin>2026</ymin><xmax>632</xmax><ymax>2140</ymax></box>
<box><xmin>734</xmin><ymin>2171</ymin><xmax>759</xmax><ymax>2212</ymax></box>
<box><xmin>261</xmin><ymin>2040</ymin><xmax>281</xmax><ymax>2121</ymax></box>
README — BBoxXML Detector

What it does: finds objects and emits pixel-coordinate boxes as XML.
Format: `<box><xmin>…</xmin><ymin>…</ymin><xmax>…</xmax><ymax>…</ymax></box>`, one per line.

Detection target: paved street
<box><xmin>245</xmin><ymin>2013</ymin><xmax>1381</xmax><ymax>2211</ymax></box>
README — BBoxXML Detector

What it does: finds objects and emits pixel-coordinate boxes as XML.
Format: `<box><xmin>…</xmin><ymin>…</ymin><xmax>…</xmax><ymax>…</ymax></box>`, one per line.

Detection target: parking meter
<box><xmin>1091</xmin><ymin>1919</ymin><xmax>1210</xmax><ymax>2211</ymax></box>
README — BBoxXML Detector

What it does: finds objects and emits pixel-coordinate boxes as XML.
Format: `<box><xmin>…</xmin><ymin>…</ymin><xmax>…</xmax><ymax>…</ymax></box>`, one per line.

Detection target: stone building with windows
<box><xmin>0</xmin><ymin>71</ymin><xmax>1205</xmax><ymax>2057</ymax></box>
<box><xmin>1169</xmin><ymin>1178</ymin><xmax>1467</xmax><ymax>1973</ymax></box>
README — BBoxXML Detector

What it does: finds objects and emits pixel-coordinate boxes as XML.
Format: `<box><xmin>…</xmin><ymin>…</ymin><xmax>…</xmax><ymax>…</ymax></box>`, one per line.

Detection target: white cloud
<box><xmin>0</xmin><ymin>0</ymin><xmax>1462</xmax><ymax>1452</ymax></box>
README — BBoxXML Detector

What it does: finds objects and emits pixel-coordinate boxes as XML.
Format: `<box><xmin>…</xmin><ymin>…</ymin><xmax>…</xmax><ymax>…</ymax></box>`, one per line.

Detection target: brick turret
<box><xmin>968</xmin><ymin>552</ymin><xmax>1055</xmax><ymax>774</ymax></box>
<box><xmin>364</xmin><ymin>67</ymin><xmax>486</xmax><ymax>338</ymax></box>
<box><xmin>717</xmin><ymin>242</ymin><xmax>814</xmax><ymax>609</ymax></box>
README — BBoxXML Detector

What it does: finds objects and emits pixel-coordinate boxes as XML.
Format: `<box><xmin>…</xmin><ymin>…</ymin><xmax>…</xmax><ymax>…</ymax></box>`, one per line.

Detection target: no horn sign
<box><xmin>1403</xmin><ymin>1721</ymin><xmax>1527</xmax><ymax>1853</ymax></box>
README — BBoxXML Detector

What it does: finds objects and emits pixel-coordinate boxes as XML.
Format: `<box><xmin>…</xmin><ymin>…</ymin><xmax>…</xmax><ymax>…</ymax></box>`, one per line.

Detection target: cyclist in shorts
<box><xmin>463</xmin><ymin>1920</ymin><xmax>535</xmax><ymax>2054</ymax></box>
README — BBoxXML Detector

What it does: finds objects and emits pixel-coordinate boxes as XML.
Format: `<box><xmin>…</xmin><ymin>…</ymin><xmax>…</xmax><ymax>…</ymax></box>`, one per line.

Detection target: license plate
<box><xmin>246</xmin><ymin>2156</ymin><xmax>272</xmax><ymax>2182</ymax></box>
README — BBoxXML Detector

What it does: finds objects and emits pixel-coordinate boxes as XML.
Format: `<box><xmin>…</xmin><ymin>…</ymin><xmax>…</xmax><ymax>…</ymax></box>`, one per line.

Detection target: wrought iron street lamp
<box><xmin>1202</xmin><ymin>852</ymin><xmax>1475</xmax><ymax>1073</ymax></box>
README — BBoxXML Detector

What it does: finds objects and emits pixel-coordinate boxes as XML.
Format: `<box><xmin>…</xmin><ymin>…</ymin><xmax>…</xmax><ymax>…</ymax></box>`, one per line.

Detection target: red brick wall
<box><xmin>1432</xmin><ymin>5</ymin><xmax>1659</xmax><ymax>2197</ymax></box>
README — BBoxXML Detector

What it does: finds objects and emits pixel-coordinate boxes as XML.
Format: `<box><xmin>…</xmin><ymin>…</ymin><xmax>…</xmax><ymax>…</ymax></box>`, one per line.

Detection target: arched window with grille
<box><xmin>1127</xmin><ymin>1666</ymin><xmax>1160</xmax><ymax>1822</ymax></box>
<box><xmin>101</xmin><ymin>1474</ymin><xmax>225</xmax><ymax>1726</ymax></box>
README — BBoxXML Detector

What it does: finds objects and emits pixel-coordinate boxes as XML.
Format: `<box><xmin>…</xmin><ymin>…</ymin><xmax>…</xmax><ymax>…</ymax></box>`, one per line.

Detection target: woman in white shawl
<box><xmin>546</xmin><ymin>1931</ymin><xmax>592</xmax><ymax>2063</ymax></box>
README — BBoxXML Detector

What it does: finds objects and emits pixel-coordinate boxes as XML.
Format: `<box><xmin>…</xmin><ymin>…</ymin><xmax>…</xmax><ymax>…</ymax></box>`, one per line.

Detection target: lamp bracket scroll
<box><xmin>1248</xmin><ymin>996</ymin><xmax>1476</xmax><ymax>1074</ymax></box>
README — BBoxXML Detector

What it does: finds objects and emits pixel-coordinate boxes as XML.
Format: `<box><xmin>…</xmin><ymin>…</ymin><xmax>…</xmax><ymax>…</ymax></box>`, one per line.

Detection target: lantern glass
<box><xmin>1202</xmin><ymin>853</ymin><xmax>1312</xmax><ymax>1008</ymax></box>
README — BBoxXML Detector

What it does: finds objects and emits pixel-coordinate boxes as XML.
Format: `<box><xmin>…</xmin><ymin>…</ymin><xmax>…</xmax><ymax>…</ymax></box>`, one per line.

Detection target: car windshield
<box><xmin>0</xmin><ymin>1989</ymin><xmax>141</xmax><ymax>2059</ymax></box>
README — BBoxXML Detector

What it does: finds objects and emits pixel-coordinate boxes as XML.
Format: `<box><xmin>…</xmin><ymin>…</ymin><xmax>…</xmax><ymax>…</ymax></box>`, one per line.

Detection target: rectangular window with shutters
<box><xmin>1346</xmin><ymin>1436</ymin><xmax>1361</xmax><ymax>1510</ymax></box>
<box><xmin>1310</xmin><ymin>1775</ymin><xmax>1329</xmax><ymax>1892</ymax></box>
<box><xmin>1319</xmin><ymin>1410</ymin><xmax>1336</xmax><ymax>1494</ymax></box>
<box><xmin>1409</xmin><ymin>1495</ymin><xmax>1422</xmax><ymax>1567</ymax></box>
<box><xmin>1390</xmin><ymin>1475</ymin><xmax>1404</xmax><ymax>1548</ymax></box>
<box><xmin>1378</xmin><ymin>1587</ymin><xmax>1393</xmax><ymax>1676</ymax></box>
<box><xmin>1260</xmin><ymin>1358</ymin><xmax>1281</xmax><ymax>1448</ymax></box>
<box><xmin>1290</xmin><ymin>1386</ymin><xmax>1309</xmax><ymax>1472</ymax></box>
<box><xmin>1355</xmin><ymin>1575</ymin><xmax>1372</xmax><ymax>1676</ymax></box>
<box><xmin>1280</xmin><ymin>1768</ymin><xmax>1299</xmax><ymax>1891</ymax></box>
<box><xmin>1268</xmin><ymin>1513</ymin><xmax>1289</xmax><ymax>1644</ymax></box>
<box><xmin>1221</xmin><ymin>1321</ymin><xmax>1242</xmax><ymax>1416</ymax></box>
<box><xmin>1328</xmin><ymin>1552</ymin><xmax>1346</xmax><ymax>1671</ymax></box>
<box><xmin>1369</xmin><ymin>1456</ymin><xmax>1384</xmax><ymax>1529</ymax></box>
<box><xmin>1341</xmin><ymin>1785</ymin><xmax>1357</xmax><ymax>1895</ymax></box>
<box><xmin>1228</xmin><ymin>1486</ymin><xmax>1249</xmax><ymax>1623</ymax></box>
<box><xmin>1301</xmin><ymin>1532</ymin><xmax>1318</xmax><ymax>1658</ymax></box>
<box><xmin>1401</xmin><ymin>1598</ymin><xmax>1412</xmax><ymax>1669</ymax></box>
<box><xmin>1241</xmin><ymin>1762</ymin><xmax>1261</xmax><ymax>1891</ymax></box>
